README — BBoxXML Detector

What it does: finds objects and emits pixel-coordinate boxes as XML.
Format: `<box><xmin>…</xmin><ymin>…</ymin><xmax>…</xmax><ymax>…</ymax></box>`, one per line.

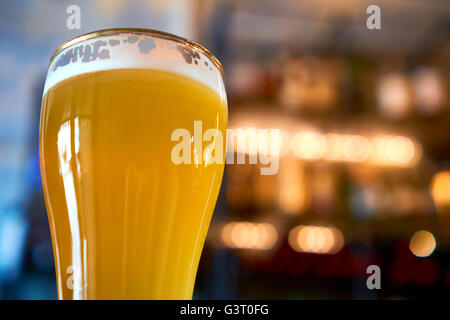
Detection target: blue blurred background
<box><xmin>1</xmin><ymin>0</ymin><xmax>450</xmax><ymax>299</ymax></box>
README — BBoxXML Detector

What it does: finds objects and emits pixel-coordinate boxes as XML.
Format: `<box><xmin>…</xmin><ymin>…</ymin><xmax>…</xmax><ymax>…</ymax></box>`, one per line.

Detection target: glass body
<box><xmin>39</xmin><ymin>29</ymin><xmax>227</xmax><ymax>299</ymax></box>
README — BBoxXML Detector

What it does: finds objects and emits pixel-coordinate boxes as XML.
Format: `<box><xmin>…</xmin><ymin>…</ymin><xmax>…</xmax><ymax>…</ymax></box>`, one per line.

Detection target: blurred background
<box><xmin>1</xmin><ymin>0</ymin><xmax>450</xmax><ymax>299</ymax></box>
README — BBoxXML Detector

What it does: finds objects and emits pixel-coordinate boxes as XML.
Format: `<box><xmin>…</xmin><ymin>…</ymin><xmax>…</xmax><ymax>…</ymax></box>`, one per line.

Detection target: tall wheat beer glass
<box><xmin>39</xmin><ymin>29</ymin><xmax>227</xmax><ymax>299</ymax></box>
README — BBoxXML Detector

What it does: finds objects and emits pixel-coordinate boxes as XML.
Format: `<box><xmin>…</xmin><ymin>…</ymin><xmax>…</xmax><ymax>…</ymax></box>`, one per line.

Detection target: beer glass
<box><xmin>39</xmin><ymin>29</ymin><xmax>227</xmax><ymax>299</ymax></box>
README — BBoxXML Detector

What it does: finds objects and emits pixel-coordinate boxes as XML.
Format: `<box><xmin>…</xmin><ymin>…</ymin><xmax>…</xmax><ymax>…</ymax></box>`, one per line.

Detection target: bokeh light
<box><xmin>228</xmin><ymin>120</ymin><xmax>421</xmax><ymax>167</ymax></box>
<box><xmin>288</xmin><ymin>225</ymin><xmax>344</xmax><ymax>254</ymax></box>
<box><xmin>409</xmin><ymin>230</ymin><xmax>436</xmax><ymax>257</ymax></box>
<box><xmin>370</xmin><ymin>135</ymin><xmax>419</xmax><ymax>166</ymax></box>
<box><xmin>291</xmin><ymin>131</ymin><xmax>327</xmax><ymax>160</ymax></box>
<box><xmin>413</xmin><ymin>67</ymin><xmax>445</xmax><ymax>116</ymax></box>
<box><xmin>377</xmin><ymin>72</ymin><xmax>412</xmax><ymax>120</ymax></box>
<box><xmin>324</xmin><ymin>134</ymin><xmax>372</xmax><ymax>162</ymax></box>
<box><xmin>221</xmin><ymin>222</ymin><xmax>278</xmax><ymax>250</ymax></box>
<box><xmin>278</xmin><ymin>158</ymin><xmax>308</xmax><ymax>214</ymax></box>
<box><xmin>431</xmin><ymin>171</ymin><xmax>450</xmax><ymax>209</ymax></box>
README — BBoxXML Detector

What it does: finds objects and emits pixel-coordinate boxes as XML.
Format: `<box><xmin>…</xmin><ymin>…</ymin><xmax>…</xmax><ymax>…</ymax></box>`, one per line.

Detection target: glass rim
<box><xmin>49</xmin><ymin>28</ymin><xmax>225</xmax><ymax>80</ymax></box>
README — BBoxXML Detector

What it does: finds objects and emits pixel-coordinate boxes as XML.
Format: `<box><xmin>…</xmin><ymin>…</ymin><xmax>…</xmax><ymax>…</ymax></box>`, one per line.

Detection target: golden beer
<box><xmin>39</xmin><ymin>29</ymin><xmax>227</xmax><ymax>299</ymax></box>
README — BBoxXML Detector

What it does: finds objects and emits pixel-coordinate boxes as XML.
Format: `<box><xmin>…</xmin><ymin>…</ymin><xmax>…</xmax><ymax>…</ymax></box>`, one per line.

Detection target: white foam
<box><xmin>43</xmin><ymin>33</ymin><xmax>227</xmax><ymax>105</ymax></box>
